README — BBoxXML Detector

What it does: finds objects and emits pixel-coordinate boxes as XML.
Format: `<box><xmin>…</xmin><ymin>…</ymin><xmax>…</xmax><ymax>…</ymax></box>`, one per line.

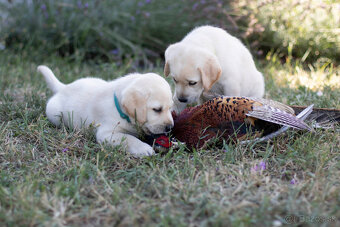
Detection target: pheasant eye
<box><xmin>189</xmin><ymin>81</ymin><xmax>197</xmax><ymax>86</ymax></box>
<box><xmin>153</xmin><ymin>107</ymin><xmax>162</xmax><ymax>113</ymax></box>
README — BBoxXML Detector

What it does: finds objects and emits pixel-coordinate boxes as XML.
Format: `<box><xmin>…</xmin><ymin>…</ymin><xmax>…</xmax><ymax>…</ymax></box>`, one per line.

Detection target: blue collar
<box><xmin>114</xmin><ymin>94</ymin><xmax>131</xmax><ymax>123</ymax></box>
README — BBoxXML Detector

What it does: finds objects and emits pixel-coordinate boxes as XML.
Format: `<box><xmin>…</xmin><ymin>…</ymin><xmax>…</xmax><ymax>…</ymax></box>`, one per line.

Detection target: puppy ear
<box><xmin>198</xmin><ymin>57</ymin><xmax>222</xmax><ymax>91</ymax></box>
<box><xmin>121</xmin><ymin>88</ymin><xmax>147</xmax><ymax>124</ymax></box>
<box><xmin>164</xmin><ymin>61</ymin><xmax>170</xmax><ymax>77</ymax></box>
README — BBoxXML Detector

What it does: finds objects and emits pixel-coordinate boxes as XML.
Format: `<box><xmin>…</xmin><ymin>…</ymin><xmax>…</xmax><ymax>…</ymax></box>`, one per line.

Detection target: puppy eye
<box><xmin>173</xmin><ymin>78</ymin><xmax>178</xmax><ymax>83</ymax></box>
<box><xmin>153</xmin><ymin>107</ymin><xmax>162</xmax><ymax>113</ymax></box>
<box><xmin>188</xmin><ymin>81</ymin><xmax>197</xmax><ymax>86</ymax></box>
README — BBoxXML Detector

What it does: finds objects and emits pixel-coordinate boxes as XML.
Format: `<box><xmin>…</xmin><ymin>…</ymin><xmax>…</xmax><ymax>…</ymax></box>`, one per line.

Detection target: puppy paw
<box><xmin>129</xmin><ymin>142</ymin><xmax>155</xmax><ymax>157</ymax></box>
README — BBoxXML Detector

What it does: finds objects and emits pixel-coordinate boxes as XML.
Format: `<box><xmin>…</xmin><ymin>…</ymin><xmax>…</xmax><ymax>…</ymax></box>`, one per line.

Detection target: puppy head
<box><xmin>121</xmin><ymin>73</ymin><xmax>174</xmax><ymax>135</ymax></box>
<box><xmin>164</xmin><ymin>44</ymin><xmax>222</xmax><ymax>104</ymax></box>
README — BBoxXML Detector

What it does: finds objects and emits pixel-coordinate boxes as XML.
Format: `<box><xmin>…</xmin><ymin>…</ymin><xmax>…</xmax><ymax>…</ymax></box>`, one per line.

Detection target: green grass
<box><xmin>235</xmin><ymin>0</ymin><xmax>340</xmax><ymax>62</ymax></box>
<box><xmin>3</xmin><ymin>0</ymin><xmax>339</xmax><ymax>64</ymax></box>
<box><xmin>0</xmin><ymin>50</ymin><xmax>339</xmax><ymax>226</ymax></box>
<box><xmin>0</xmin><ymin>0</ymin><xmax>232</xmax><ymax>64</ymax></box>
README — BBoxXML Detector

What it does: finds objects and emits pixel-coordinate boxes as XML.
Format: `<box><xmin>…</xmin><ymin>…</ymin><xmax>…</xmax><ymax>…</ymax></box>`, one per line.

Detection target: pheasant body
<box><xmin>172</xmin><ymin>96</ymin><xmax>314</xmax><ymax>149</ymax></box>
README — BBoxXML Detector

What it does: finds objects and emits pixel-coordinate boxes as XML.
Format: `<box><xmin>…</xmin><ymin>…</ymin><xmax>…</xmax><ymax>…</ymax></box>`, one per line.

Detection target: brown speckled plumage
<box><xmin>172</xmin><ymin>96</ymin><xmax>269</xmax><ymax>149</ymax></box>
<box><xmin>172</xmin><ymin>96</ymin><xmax>339</xmax><ymax>150</ymax></box>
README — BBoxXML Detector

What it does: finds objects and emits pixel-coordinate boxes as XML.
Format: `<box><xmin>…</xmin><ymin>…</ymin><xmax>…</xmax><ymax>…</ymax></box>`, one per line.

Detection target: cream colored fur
<box><xmin>38</xmin><ymin>65</ymin><xmax>174</xmax><ymax>157</ymax></box>
<box><xmin>164</xmin><ymin>25</ymin><xmax>265</xmax><ymax>113</ymax></box>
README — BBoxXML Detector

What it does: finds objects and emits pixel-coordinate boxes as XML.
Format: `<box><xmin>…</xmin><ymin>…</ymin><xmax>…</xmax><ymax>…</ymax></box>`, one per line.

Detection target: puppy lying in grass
<box><xmin>164</xmin><ymin>25</ymin><xmax>265</xmax><ymax>113</ymax></box>
<box><xmin>38</xmin><ymin>65</ymin><xmax>174</xmax><ymax>157</ymax></box>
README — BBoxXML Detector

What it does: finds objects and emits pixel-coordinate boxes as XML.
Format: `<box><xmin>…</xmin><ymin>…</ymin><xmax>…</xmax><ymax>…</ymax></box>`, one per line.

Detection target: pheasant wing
<box><xmin>249</xmin><ymin>97</ymin><xmax>295</xmax><ymax>114</ymax></box>
<box><xmin>241</xmin><ymin>104</ymin><xmax>314</xmax><ymax>144</ymax></box>
<box><xmin>246</xmin><ymin>104</ymin><xmax>313</xmax><ymax>131</ymax></box>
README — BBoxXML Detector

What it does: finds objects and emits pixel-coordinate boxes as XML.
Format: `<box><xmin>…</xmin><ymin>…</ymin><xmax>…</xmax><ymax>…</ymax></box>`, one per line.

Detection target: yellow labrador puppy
<box><xmin>38</xmin><ymin>65</ymin><xmax>174</xmax><ymax>157</ymax></box>
<box><xmin>164</xmin><ymin>25</ymin><xmax>265</xmax><ymax>113</ymax></box>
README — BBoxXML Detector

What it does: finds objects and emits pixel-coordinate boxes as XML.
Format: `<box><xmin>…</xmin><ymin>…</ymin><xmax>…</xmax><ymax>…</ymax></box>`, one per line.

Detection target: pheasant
<box><xmin>168</xmin><ymin>96</ymin><xmax>340</xmax><ymax>149</ymax></box>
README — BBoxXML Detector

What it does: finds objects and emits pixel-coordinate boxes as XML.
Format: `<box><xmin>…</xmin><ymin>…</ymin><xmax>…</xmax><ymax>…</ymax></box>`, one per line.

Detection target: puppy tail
<box><xmin>37</xmin><ymin>65</ymin><xmax>65</xmax><ymax>93</ymax></box>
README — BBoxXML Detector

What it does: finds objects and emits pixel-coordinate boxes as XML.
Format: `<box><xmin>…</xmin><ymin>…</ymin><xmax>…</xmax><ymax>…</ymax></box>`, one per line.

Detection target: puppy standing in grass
<box><xmin>164</xmin><ymin>25</ymin><xmax>265</xmax><ymax>113</ymax></box>
<box><xmin>38</xmin><ymin>65</ymin><xmax>174</xmax><ymax>157</ymax></box>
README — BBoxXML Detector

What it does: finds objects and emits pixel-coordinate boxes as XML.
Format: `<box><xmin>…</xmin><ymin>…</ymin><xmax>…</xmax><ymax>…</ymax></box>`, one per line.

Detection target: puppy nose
<box><xmin>165</xmin><ymin>124</ymin><xmax>173</xmax><ymax>132</ymax></box>
<box><xmin>178</xmin><ymin>97</ymin><xmax>188</xmax><ymax>103</ymax></box>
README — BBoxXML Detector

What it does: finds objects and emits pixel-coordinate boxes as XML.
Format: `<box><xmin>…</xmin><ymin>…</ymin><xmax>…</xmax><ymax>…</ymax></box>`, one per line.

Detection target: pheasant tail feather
<box><xmin>290</xmin><ymin>105</ymin><xmax>340</xmax><ymax>129</ymax></box>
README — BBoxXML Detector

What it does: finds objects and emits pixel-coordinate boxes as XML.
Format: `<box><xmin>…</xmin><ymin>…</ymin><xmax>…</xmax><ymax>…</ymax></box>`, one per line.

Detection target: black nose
<box><xmin>178</xmin><ymin>97</ymin><xmax>188</xmax><ymax>103</ymax></box>
<box><xmin>165</xmin><ymin>124</ymin><xmax>173</xmax><ymax>132</ymax></box>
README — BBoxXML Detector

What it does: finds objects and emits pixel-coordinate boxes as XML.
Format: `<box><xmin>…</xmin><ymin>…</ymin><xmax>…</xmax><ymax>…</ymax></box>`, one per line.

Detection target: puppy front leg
<box><xmin>198</xmin><ymin>95</ymin><xmax>206</xmax><ymax>105</ymax></box>
<box><xmin>222</xmin><ymin>83</ymin><xmax>241</xmax><ymax>97</ymax></box>
<box><xmin>96</xmin><ymin>128</ymin><xmax>155</xmax><ymax>157</ymax></box>
<box><xmin>172</xmin><ymin>97</ymin><xmax>187</xmax><ymax>114</ymax></box>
